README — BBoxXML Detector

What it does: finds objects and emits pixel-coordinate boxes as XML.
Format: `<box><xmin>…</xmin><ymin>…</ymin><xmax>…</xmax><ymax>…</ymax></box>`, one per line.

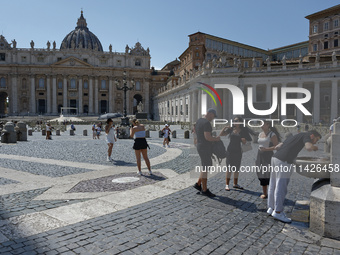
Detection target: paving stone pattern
<box><xmin>0</xmin><ymin>188</ymin><xmax>91</xmax><ymax>220</ymax></box>
<box><xmin>0</xmin><ymin>171</ymin><xmax>333</xmax><ymax>255</ymax></box>
<box><xmin>68</xmin><ymin>172</ymin><xmax>167</xmax><ymax>193</ymax></box>
<box><xmin>0</xmin><ymin>177</ymin><xmax>19</xmax><ymax>186</ymax></box>
<box><xmin>0</xmin><ymin>159</ymin><xmax>94</xmax><ymax>177</ymax></box>
<box><xmin>0</xmin><ymin>137</ymin><xmax>166</xmax><ymax>166</ymax></box>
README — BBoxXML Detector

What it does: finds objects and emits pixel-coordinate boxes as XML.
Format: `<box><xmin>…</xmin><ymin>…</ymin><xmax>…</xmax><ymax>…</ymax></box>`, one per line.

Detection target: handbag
<box><xmin>242</xmin><ymin>141</ymin><xmax>252</xmax><ymax>153</ymax></box>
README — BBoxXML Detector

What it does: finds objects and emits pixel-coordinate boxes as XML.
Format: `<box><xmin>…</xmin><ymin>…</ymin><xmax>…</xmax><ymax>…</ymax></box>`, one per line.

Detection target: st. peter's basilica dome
<box><xmin>60</xmin><ymin>11</ymin><xmax>103</xmax><ymax>51</ymax></box>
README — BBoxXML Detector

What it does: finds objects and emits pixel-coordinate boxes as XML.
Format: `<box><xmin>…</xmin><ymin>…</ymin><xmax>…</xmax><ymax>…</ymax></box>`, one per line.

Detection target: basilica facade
<box><xmin>0</xmin><ymin>11</ymin><xmax>156</xmax><ymax>117</ymax></box>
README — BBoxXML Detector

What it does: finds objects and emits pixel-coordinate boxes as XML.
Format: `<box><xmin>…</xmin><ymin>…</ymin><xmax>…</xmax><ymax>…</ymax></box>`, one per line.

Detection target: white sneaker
<box><xmin>167</xmin><ymin>145</ymin><xmax>170</xmax><ymax>148</ymax></box>
<box><xmin>149</xmin><ymin>170</ymin><xmax>153</xmax><ymax>175</ymax></box>
<box><xmin>109</xmin><ymin>157</ymin><xmax>113</xmax><ymax>161</ymax></box>
<box><xmin>267</xmin><ymin>208</ymin><xmax>273</xmax><ymax>215</ymax></box>
<box><xmin>107</xmin><ymin>156</ymin><xmax>111</xmax><ymax>162</ymax></box>
<box><xmin>272</xmin><ymin>211</ymin><xmax>292</xmax><ymax>223</ymax></box>
<box><xmin>137</xmin><ymin>171</ymin><xmax>142</xmax><ymax>176</ymax></box>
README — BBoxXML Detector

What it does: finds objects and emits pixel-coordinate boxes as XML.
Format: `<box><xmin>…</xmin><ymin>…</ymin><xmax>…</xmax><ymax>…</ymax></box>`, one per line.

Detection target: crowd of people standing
<box><xmin>193</xmin><ymin>108</ymin><xmax>321</xmax><ymax>224</ymax></box>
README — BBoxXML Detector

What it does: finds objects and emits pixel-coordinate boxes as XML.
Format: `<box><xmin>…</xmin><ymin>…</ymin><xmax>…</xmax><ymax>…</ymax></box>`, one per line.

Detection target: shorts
<box><xmin>133</xmin><ymin>138</ymin><xmax>149</xmax><ymax>150</ymax></box>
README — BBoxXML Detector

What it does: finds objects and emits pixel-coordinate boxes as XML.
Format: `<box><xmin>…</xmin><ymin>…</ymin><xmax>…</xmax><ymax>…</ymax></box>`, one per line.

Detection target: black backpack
<box><xmin>212</xmin><ymin>140</ymin><xmax>228</xmax><ymax>164</ymax></box>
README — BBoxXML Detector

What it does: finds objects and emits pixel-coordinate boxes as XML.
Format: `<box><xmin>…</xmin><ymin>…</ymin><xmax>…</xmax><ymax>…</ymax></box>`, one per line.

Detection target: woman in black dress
<box><xmin>225</xmin><ymin>117</ymin><xmax>253</xmax><ymax>191</ymax></box>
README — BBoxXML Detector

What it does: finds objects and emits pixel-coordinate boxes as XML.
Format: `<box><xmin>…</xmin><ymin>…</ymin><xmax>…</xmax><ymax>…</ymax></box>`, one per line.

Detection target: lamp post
<box><xmin>115</xmin><ymin>71</ymin><xmax>134</xmax><ymax>126</ymax></box>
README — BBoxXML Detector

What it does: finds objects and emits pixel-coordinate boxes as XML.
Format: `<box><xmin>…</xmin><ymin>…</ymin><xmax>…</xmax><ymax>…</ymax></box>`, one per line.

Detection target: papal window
<box><xmin>313</xmin><ymin>25</ymin><xmax>318</xmax><ymax>34</ymax></box>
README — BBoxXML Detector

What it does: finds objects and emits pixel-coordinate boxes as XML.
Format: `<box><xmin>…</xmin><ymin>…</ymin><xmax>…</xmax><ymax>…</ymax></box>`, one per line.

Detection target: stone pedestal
<box><xmin>172</xmin><ymin>130</ymin><xmax>176</xmax><ymax>138</ymax></box>
<box><xmin>309</xmin><ymin>122</ymin><xmax>340</xmax><ymax>240</ymax></box>
<box><xmin>16</xmin><ymin>121</ymin><xmax>27</xmax><ymax>141</ymax></box>
<box><xmin>310</xmin><ymin>180</ymin><xmax>340</xmax><ymax>240</ymax></box>
<box><xmin>1</xmin><ymin>122</ymin><xmax>17</xmax><ymax>143</ymax></box>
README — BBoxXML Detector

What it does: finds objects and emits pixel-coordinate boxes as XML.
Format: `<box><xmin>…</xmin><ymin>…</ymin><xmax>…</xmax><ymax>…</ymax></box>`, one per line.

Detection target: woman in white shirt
<box><xmin>256</xmin><ymin>121</ymin><xmax>280</xmax><ymax>199</ymax></box>
<box><xmin>105</xmin><ymin>118</ymin><xmax>117</xmax><ymax>162</ymax></box>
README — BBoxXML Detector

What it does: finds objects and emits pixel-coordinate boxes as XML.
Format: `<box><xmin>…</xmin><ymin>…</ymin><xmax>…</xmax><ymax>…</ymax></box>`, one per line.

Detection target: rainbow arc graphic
<box><xmin>197</xmin><ymin>82</ymin><xmax>222</xmax><ymax>106</ymax></box>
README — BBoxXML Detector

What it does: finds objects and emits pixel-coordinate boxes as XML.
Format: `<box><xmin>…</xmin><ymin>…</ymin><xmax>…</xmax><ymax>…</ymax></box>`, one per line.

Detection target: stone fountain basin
<box><xmin>294</xmin><ymin>156</ymin><xmax>331</xmax><ymax>179</ymax></box>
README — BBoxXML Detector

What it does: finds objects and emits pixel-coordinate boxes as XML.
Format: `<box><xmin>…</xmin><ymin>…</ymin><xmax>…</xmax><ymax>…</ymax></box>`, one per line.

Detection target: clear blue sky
<box><xmin>1</xmin><ymin>0</ymin><xmax>339</xmax><ymax>69</ymax></box>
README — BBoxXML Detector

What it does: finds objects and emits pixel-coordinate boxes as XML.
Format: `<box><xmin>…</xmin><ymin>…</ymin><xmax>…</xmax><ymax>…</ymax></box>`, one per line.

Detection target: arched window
<box><xmin>135</xmin><ymin>81</ymin><xmax>141</xmax><ymax>91</ymax></box>
<box><xmin>39</xmin><ymin>78</ymin><xmax>45</xmax><ymax>89</ymax></box>
<box><xmin>70</xmin><ymin>79</ymin><xmax>76</xmax><ymax>89</ymax></box>
<box><xmin>101</xmin><ymin>80</ymin><xmax>106</xmax><ymax>89</ymax></box>
<box><xmin>135</xmin><ymin>59</ymin><xmax>141</xmax><ymax>66</ymax></box>
<box><xmin>22</xmin><ymin>78</ymin><xmax>27</xmax><ymax>89</ymax></box>
<box><xmin>58</xmin><ymin>80</ymin><xmax>63</xmax><ymax>89</ymax></box>
<box><xmin>84</xmin><ymin>80</ymin><xmax>88</xmax><ymax>89</ymax></box>
<box><xmin>0</xmin><ymin>77</ymin><xmax>6</xmax><ymax>88</ymax></box>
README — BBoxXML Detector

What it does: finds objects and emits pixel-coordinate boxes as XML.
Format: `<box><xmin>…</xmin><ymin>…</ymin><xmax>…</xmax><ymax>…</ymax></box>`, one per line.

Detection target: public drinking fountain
<box><xmin>295</xmin><ymin>123</ymin><xmax>340</xmax><ymax>240</ymax></box>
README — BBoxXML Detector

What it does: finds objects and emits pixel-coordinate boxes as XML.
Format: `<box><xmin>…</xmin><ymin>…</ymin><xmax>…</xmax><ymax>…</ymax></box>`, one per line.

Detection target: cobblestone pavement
<box><xmin>0</xmin><ymin>125</ymin><xmax>339</xmax><ymax>254</ymax></box>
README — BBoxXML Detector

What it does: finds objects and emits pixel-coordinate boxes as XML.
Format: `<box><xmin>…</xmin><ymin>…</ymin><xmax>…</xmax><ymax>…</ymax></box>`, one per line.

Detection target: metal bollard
<box><xmin>56</xmin><ymin>129</ymin><xmax>60</xmax><ymax>136</ymax></box>
<box><xmin>28</xmin><ymin>129</ymin><xmax>33</xmax><ymax>136</ymax></box>
<box><xmin>83</xmin><ymin>129</ymin><xmax>87</xmax><ymax>136</ymax></box>
<box><xmin>145</xmin><ymin>129</ymin><xmax>150</xmax><ymax>138</ymax></box>
<box><xmin>184</xmin><ymin>130</ymin><xmax>190</xmax><ymax>139</ymax></box>
<box><xmin>42</xmin><ymin>129</ymin><xmax>46</xmax><ymax>136</ymax></box>
<box><xmin>70</xmin><ymin>129</ymin><xmax>75</xmax><ymax>136</ymax></box>
<box><xmin>159</xmin><ymin>130</ymin><xmax>163</xmax><ymax>138</ymax></box>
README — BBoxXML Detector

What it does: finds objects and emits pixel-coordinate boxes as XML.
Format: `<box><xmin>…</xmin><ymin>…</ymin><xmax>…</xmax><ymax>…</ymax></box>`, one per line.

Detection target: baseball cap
<box><xmin>207</xmin><ymin>108</ymin><xmax>217</xmax><ymax>117</ymax></box>
<box><xmin>165</xmin><ymin>124</ymin><xmax>169</xmax><ymax>127</ymax></box>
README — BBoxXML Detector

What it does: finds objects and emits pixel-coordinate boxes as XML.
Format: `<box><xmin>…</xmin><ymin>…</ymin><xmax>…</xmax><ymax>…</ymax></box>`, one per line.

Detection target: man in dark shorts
<box><xmin>193</xmin><ymin>108</ymin><xmax>223</xmax><ymax>197</ymax></box>
<box><xmin>267</xmin><ymin>130</ymin><xmax>321</xmax><ymax>223</ymax></box>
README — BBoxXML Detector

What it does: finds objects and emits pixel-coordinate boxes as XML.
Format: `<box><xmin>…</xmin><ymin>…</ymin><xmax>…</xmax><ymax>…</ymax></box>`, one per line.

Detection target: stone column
<box><xmin>192</xmin><ymin>91</ymin><xmax>198</xmax><ymax>123</ymax></box>
<box><xmin>197</xmin><ymin>89</ymin><xmax>202</xmax><ymax>119</ymax></box>
<box><xmin>331</xmin><ymin>79</ymin><xmax>338</xmax><ymax>121</ymax></box>
<box><xmin>222</xmin><ymin>89</ymin><xmax>228</xmax><ymax>119</ymax></box>
<box><xmin>216</xmin><ymin>88</ymin><xmax>223</xmax><ymax>118</ymax></box>
<box><xmin>30</xmin><ymin>75</ymin><xmax>36</xmax><ymax>114</ymax></box>
<box><xmin>109</xmin><ymin>78</ymin><xmax>114</xmax><ymax>113</ymax></box>
<box><xmin>63</xmin><ymin>76</ymin><xmax>67</xmax><ymax>109</ymax></box>
<box><xmin>266</xmin><ymin>83</ymin><xmax>271</xmax><ymax>102</ymax></box>
<box><xmin>89</xmin><ymin>76</ymin><xmax>93</xmax><ymax>114</ymax></box>
<box><xmin>78</xmin><ymin>77</ymin><xmax>83</xmax><ymax>114</ymax></box>
<box><xmin>46</xmin><ymin>75</ymin><xmax>51</xmax><ymax>114</ymax></box>
<box><xmin>252</xmin><ymin>84</ymin><xmax>257</xmax><ymax>103</ymax></box>
<box><xmin>313</xmin><ymin>81</ymin><xmax>320</xmax><ymax>124</ymax></box>
<box><xmin>11</xmin><ymin>74</ymin><xmax>18</xmax><ymax>114</ymax></box>
<box><xmin>94</xmin><ymin>78</ymin><xmax>99</xmax><ymax>114</ymax></box>
<box><xmin>296</xmin><ymin>82</ymin><xmax>303</xmax><ymax>123</ymax></box>
<box><xmin>189</xmin><ymin>93</ymin><xmax>193</xmax><ymax>123</ymax></box>
<box><xmin>52</xmin><ymin>76</ymin><xmax>57</xmax><ymax>114</ymax></box>
<box><xmin>144</xmin><ymin>80</ymin><xmax>150</xmax><ymax>115</ymax></box>
<box><xmin>181</xmin><ymin>95</ymin><xmax>185</xmax><ymax>122</ymax></box>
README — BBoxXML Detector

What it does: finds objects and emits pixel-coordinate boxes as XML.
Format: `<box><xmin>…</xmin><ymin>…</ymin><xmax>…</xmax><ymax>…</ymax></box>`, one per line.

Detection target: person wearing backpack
<box><xmin>256</xmin><ymin>121</ymin><xmax>280</xmax><ymax>199</ymax></box>
<box><xmin>193</xmin><ymin>108</ymin><xmax>225</xmax><ymax>197</ymax></box>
